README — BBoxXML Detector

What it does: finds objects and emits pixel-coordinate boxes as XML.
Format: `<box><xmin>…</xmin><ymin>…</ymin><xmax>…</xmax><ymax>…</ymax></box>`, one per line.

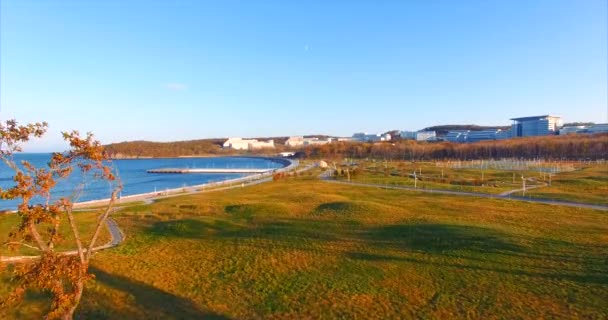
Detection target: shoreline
<box><xmin>0</xmin><ymin>157</ymin><xmax>298</xmax><ymax>212</ymax></box>
<box><xmin>109</xmin><ymin>154</ymin><xmax>289</xmax><ymax>161</ymax></box>
<box><xmin>73</xmin><ymin>157</ymin><xmax>298</xmax><ymax>209</ymax></box>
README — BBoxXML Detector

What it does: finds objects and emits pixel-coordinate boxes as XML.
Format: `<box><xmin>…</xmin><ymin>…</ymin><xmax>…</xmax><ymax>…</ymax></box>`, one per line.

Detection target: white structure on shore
<box><xmin>285</xmin><ymin>136</ymin><xmax>333</xmax><ymax>147</ymax></box>
<box><xmin>223</xmin><ymin>138</ymin><xmax>275</xmax><ymax>150</ymax></box>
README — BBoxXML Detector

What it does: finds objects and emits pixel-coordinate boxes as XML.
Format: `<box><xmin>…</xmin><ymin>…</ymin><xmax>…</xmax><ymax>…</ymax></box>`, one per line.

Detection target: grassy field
<box><xmin>526</xmin><ymin>164</ymin><xmax>608</xmax><ymax>205</ymax></box>
<box><xmin>1</xmin><ymin>175</ymin><xmax>607</xmax><ymax>319</ymax></box>
<box><xmin>0</xmin><ymin>211</ymin><xmax>111</xmax><ymax>257</ymax></box>
<box><xmin>337</xmin><ymin>160</ymin><xmax>608</xmax><ymax>204</ymax></box>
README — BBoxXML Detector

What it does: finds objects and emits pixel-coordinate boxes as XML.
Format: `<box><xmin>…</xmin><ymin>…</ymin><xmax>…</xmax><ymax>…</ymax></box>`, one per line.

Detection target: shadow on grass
<box><xmin>224</xmin><ymin>203</ymin><xmax>288</xmax><ymax>220</ymax></box>
<box><xmin>147</xmin><ymin>217</ymin><xmax>339</xmax><ymax>243</ymax></box>
<box><xmin>313</xmin><ymin>201</ymin><xmax>360</xmax><ymax>214</ymax></box>
<box><xmin>348</xmin><ymin>251</ymin><xmax>608</xmax><ymax>285</ymax></box>
<box><xmin>87</xmin><ymin>266</ymin><xmax>230</xmax><ymax>319</ymax></box>
<box><xmin>361</xmin><ymin>224</ymin><xmax>524</xmax><ymax>254</ymax></box>
<box><xmin>148</xmin><ymin>218</ymin><xmax>241</xmax><ymax>239</ymax></box>
<box><xmin>351</xmin><ymin>223</ymin><xmax>608</xmax><ymax>285</ymax></box>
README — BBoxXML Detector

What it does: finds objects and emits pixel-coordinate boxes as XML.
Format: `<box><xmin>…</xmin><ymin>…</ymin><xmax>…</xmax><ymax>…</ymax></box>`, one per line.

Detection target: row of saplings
<box><xmin>343</xmin><ymin>166</ymin><xmax>503</xmax><ymax>188</ymax></box>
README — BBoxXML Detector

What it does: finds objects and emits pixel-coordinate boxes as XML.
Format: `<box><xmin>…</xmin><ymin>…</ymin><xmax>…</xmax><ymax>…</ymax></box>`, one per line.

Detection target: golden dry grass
<box><xmin>1</xmin><ymin>176</ymin><xmax>607</xmax><ymax>319</ymax></box>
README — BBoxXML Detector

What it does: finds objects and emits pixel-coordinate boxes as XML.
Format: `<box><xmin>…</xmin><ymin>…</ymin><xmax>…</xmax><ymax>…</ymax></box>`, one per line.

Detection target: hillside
<box><xmin>105</xmin><ymin>136</ymin><xmax>290</xmax><ymax>158</ymax></box>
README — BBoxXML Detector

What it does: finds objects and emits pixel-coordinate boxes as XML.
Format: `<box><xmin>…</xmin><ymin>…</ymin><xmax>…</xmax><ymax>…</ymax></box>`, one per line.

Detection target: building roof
<box><xmin>510</xmin><ymin>115</ymin><xmax>560</xmax><ymax>121</ymax></box>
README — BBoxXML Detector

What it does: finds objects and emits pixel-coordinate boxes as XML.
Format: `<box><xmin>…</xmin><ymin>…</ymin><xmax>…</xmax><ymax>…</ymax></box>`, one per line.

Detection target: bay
<box><xmin>0</xmin><ymin>154</ymin><xmax>284</xmax><ymax>210</ymax></box>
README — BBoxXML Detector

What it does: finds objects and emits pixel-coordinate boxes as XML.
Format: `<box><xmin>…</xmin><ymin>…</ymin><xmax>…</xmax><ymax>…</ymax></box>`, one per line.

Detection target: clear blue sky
<box><xmin>1</xmin><ymin>0</ymin><xmax>607</xmax><ymax>151</ymax></box>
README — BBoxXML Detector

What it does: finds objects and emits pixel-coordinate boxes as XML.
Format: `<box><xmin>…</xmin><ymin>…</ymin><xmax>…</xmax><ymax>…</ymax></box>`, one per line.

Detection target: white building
<box><xmin>223</xmin><ymin>138</ymin><xmax>275</xmax><ymax>150</ymax></box>
<box><xmin>414</xmin><ymin>131</ymin><xmax>436</xmax><ymax>141</ymax></box>
<box><xmin>511</xmin><ymin>115</ymin><xmax>562</xmax><ymax>137</ymax></box>
<box><xmin>285</xmin><ymin>136</ymin><xmax>332</xmax><ymax>147</ymax></box>
<box><xmin>303</xmin><ymin>138</ymin><xmax>333</xmax><ymax>146</ymax></box>
<box><xmin>285</xmin><ymin>136</ymin><xmax>304</xmax><ymax>147</ymax></box>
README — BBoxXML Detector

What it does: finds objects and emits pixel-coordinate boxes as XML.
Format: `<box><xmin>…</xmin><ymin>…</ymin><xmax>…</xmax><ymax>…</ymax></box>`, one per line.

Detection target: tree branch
<box><xmin>85</xmin><ymin>188</ymin><xmax>120</xmax><ymax>261</ymax></box>
<box><xmin>64</xmin><ymin>203</ymin><xmax>85</xmax><ymax>264</ymax></box>
<box><xmin>27</xmin><ymin>221</ymin><xmax>49</xmax><ymax>252</ymax></box>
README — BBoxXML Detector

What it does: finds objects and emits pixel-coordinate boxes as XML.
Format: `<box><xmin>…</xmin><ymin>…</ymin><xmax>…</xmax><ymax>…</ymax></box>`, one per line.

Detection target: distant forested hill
<box><xmin>104</xmin><ymin>139</ymin><xmax>226</xmax><ymax>158</ymax></box>
<box><xmin>104</xmin><ymin>136</ymin><xmax>290</xmax><ymax>158</ymax></box>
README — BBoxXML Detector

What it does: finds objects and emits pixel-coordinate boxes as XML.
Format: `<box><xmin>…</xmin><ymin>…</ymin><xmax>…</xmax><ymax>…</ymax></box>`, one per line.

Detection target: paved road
<box><xmin>105</xmin><ymin>217</ymin><xmax>124</xmax><ymax>246</ymax></box>
<box><xmin>320</xmin><ymin>172</ymin><xmax>608</xmax><ymax>211</ymax></box>
<box><xmin>1</xmin><ymin>217</ymin><xmax>125</xmax><ymax>263</ymax></box>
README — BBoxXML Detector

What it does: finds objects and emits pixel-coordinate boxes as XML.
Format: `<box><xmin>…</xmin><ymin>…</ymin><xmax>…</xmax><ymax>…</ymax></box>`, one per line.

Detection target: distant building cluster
<box><xmin>351</xmin><ymin>132</ymin><xmax>392</xmax><ymax>142</ymax></box>
<box><xmin>222</xmin><ymin>115</ymin><xmax>608</xmax><ymax>150</ymax></box>
<box><xmin>222</xmin><ymin>138</ymin><xmax>275</xmax><ymax>150</ymax></box>
<box><xmin>442</xmin><ymin>115</ymin><xmax>607</xmax><ymax>143</ymax></box>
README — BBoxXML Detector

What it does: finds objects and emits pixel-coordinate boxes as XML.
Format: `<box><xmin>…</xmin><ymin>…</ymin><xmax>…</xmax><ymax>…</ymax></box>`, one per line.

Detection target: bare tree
<box><xmin>0</xmin><ymin>120</ymin><xmax>122</xmax><ymax>320</ymax></box>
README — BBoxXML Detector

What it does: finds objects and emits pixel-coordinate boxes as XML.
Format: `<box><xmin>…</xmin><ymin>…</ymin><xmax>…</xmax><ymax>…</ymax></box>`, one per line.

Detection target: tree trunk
<box><xmin>61</xmin><ymin>277</ymin><xmax>84</xmax><ymax>320</ymax></box>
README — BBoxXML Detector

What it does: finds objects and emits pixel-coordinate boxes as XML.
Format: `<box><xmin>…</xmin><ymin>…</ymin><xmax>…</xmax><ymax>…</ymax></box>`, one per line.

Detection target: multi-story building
<box><xmin>510</xmin><ymin>115</ymin><xmax>562</xmax><ymax>137</ymax></box>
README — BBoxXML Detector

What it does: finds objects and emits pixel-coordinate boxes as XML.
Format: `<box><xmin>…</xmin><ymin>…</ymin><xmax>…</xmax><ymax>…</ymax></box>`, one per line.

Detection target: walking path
<box><xmin>0</xmin><ymin>217</ymin><xmax>125</xmax><ymax>263</ymax></box>
<box><xmin>498</xmin><ymin>177</ymin><xmax>547</xmax><ymax>196</ymax></box>
<box><xmin>320</xmin><ymin>171</ymin><xmax>608</xmax><ymax>211</ymax></box>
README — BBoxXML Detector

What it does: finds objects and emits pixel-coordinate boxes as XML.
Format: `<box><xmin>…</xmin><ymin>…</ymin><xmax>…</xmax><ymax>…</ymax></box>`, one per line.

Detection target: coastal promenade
<box><xmin>74</xmin><ymin>157</ymin><xmax>299</xmax><ymax>208</ymax></box>
<box><xmin>147</xmin><ymin>168</ymin><xmax>272</xmax><ymax>174</ymax></box>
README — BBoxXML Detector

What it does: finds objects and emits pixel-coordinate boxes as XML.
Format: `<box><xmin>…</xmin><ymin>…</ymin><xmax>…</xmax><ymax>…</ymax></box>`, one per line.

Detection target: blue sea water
<box><xmin>0</xmin><ymin>154</ymin><xmax>284</xmax><ymax>210</ymax></box>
